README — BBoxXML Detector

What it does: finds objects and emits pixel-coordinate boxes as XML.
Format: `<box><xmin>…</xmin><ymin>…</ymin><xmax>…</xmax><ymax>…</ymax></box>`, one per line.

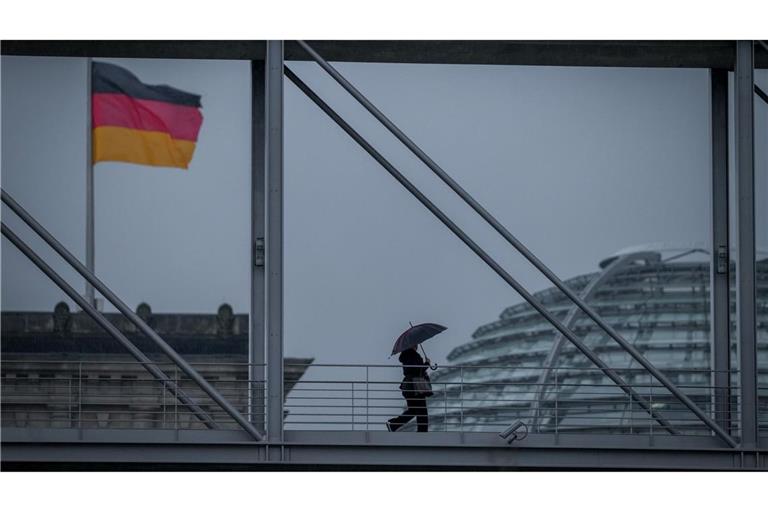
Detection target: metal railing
<box><xmin>5</xmin><ymin>360</ymin><xmax>764</xmax><ymax>440</ymax></box>
<box><xmin>282</xmin><ymin>363</ymin><xmax>742</xmax><ymax>437</ymax></box>
<box><xmin>1</xmin><ymin>361</ymin><xmax>265</xmax><ymax>431</ymax></box>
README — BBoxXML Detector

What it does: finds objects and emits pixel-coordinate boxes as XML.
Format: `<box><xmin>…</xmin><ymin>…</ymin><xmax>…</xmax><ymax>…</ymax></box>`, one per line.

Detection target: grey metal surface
<box><xmin>250</xmin><ymin>59</ymin><xmax>266</xmax><ymax>431</ymax></box>
<box><xmin>530</xmin><ymin>252</ymin><xmax>660</xmax><ymax>430</ymax></box>
<box><xmin>0</xmin><ymin>223</ymin><xmax>218</xmax><ymax>428</ymax></box>
<box><xmin>735</xmin><ymin>41</ymin><xmax>758</xmax><ymax>449</ymax></box>
<box><xmin>265</xmin><ymin>41</ymin><xmax>284</xmax><ymax>447</ymax></box>
<box><xmin>2</xmin><ymin>429</ymin><xmax>765</xmax><ymax>470</ymax></box>
<box><xmin>0</xmin><ymin>190</ymin><xmax>263</xmax><ymax>441</ymax></box>
<box><xmin>283</xmin><ymin>66</ymin><xmax>694</xmax><ymax>440</ymax></box>
<box><xmin>3</xmin><ymin>40</ymin><xmax>768</xmax><ymax>69</ymax></box>
<box><xmin>291</xmin><ymin>43</ymin><xmax>736</xmax><ymax>445</ymax></box>
<box><xmin>85</xmin><ymin>57</ymin><xmax>95</xmax><ymax>307</ymax></box>
<box><xmin>710</xmin><ymin>69</ymin><xmax>732</xmax><ymax>434</ymax></box>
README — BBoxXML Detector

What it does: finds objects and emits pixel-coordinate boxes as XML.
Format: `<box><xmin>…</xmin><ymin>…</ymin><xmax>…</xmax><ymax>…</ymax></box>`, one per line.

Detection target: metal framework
<box><xmin>1</xmin><ymin>40</ymin><xmax>766</xmax><ymax>469</ymax></box>
<box><xmin>0</xmin><ymin>190</ymin><xmax>263</xmax><ymax>441</ymax></box>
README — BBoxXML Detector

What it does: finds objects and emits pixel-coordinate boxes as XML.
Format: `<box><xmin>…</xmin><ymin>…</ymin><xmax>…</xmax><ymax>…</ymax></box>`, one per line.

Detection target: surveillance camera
<box><xmin>499</xmin><ymin>420</ymin><xmax>528</xmax><ymax>443</ymax></box>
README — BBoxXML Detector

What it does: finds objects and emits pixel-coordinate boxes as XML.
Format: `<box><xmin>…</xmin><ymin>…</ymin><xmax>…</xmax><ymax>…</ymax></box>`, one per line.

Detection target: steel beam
<box><xmin>250</xmin><ymin>59</ymin><xmax>267</xmax><ymax>432</ymax></box>
<box><xmin>3</xmin><ymin>40</ymin><xmax>768</xmax><ymax>69</ymax></box>
<box><xmin>0</xmin><ymin>222</ymin><xmax>218</xmax><ymax>428</ymax></box>
<box><xmin>735</xmin><ymin>41</ymin><xmax>758</xmax><ymax>450</ymax></box>
<box><xmin>710</xmin><ymin>69</ymin><xmax>732</xmax><ymax>434</ymax></box>
<box><xmin>265</xmin><ymin>41</ymin><xmax>285</xmax><ymax>449</ymax></box>
<box><xmin>0</xmin><ymin>190</ymin><xmax>263</xmax><ymax>442</ymax></box>
<box><xmin>2</xmin><ymin>429</ymin><xmax>765</xmax><ymax>470</ymax></box>
<box><xmin>293</xmin><ymin>41</ymin><xmax>737</xmax><ymax>444</ymax></box>
<box><xmin>284</xmin><ymin>66</ymin><xmax>687</xmax><ymax>438</ymax></box>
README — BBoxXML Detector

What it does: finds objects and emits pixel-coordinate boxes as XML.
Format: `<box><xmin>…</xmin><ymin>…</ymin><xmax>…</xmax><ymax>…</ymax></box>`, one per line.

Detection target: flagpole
<box><xmin>85</xmin><ymin>57</ymin><xmax>95</xmax><ymax>308</ymax></box>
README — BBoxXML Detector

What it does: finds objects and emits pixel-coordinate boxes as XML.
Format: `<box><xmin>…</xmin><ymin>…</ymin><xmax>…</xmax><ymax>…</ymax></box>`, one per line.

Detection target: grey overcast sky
<box><xmin>2</xmin><ymin>55</ymin><xmax>766</xmax><ymax>365</ymax></box>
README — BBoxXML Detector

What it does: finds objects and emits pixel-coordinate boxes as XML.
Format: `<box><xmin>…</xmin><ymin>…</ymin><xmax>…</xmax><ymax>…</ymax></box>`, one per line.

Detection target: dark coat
<box><xmin>398</xmin><ymin>348</ymin><xmax>427</xmax><ymax>377</ymax></box>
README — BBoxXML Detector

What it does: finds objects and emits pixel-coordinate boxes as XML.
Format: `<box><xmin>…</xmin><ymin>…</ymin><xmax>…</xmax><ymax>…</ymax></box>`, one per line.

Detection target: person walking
<box><xmin>386</xmin><ymin>348</ymin><xmax>432</xmax><ymax>432</ymax></box>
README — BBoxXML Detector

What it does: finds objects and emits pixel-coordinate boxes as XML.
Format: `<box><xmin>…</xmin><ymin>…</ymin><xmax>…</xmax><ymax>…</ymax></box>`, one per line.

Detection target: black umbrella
<box><xmin>391</xmin><ymin>322</ymin><xmax>447</xmax><ymax>356</ymax></box>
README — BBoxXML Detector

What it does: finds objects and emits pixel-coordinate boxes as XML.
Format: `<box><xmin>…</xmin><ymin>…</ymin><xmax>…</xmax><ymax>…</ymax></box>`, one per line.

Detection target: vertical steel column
<box><xmin>735</xmin><ymin>41</ymin><xmax>757</xmax><ymax>450</ymax></box>
<box><xmin>265</xmin><ymin>41</ymin><xmax>285</xmax><ymax>448</ymax></box>
<box><xmin>710</xmin><ymin>69</ymin><xmax>731</xmax><ymax>433</ymax></box>
<box><xmin>250</xmin><ymin>59</ymin><xmax>267</xmax><ymax>433</ymax></box>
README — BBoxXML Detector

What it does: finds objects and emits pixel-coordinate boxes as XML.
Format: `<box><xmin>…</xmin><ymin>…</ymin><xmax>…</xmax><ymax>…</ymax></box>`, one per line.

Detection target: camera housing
<box><xmin>498</xmin><ymin>420</ymin><xmax>528</xmax><ymax>443</ymax></box>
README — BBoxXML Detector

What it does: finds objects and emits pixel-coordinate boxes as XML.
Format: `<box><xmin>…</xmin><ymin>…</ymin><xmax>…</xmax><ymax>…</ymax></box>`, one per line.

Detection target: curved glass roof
<box><xmin>427</xmin><ymin>248</ymin><xmax>768</xmax><ymax>435</ymax></box>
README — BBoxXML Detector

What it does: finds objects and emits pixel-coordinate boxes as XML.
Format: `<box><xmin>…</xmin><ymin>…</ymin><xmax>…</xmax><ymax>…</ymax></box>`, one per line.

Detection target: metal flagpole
<box><xmin>85</xmin><ymin>57</ymin><xmax>96</xmax><ymax>307</ymax></box>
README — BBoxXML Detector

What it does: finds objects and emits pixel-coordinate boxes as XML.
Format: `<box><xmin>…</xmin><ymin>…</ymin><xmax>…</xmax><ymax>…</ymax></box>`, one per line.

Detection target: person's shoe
<box><xmin>386</xmin><ymin>421</ymin><xmax>395</xmax><ymax>432</ymax></box>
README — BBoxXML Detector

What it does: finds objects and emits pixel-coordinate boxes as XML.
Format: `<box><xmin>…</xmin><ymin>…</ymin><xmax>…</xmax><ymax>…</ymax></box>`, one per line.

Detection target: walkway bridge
<box><xmin>2</xmin><ymin>40</ymin><xmax>767</xmax><ymax>469</ymax></box>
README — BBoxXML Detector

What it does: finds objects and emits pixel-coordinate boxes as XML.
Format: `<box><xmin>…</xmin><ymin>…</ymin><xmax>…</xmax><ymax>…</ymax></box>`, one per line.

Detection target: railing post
<box><xmin>554</xmin><ymin>368</ymin><xmax>559</xmax><ymax>437</ymax></box>
<box><xmin>365</xmin><ymin>366</ymin><xmax>369</xmax><ymax>431</ymax></box>
<box><xmin>628</xmin><ymin>377</ymin><xmax>633</xmax><ymax>434</ymax></box>
<box><xmin>78</xmin><ymin>362</ymin><xmax>82</xmax><ymax>430</ymax></box>
<box><xmin>444</xmin><ymin>383</ymin><xmax>448</xmax><ymax>431</ymax></box>
<box><xmin>460</xmin><ymin>366</ymin><xmax>464</xmax><ymax>433</ymax></box>
<box><xmin>649</xmin><ymin>373</ymin><xmax>654</xmax><ymax>438</ymax></box>
<box><xmin>351</xmin><ymin>382</ymin><xmax>355</xmax><ymax>431</ymax></box>
<box><xmin>162</xmin><ymin>373</ymin><xmax>166</xmax><ymax>429</ymax></box>
<box><xmin>174</xmin><ymin>367</ymin><xmax>179</xmax><ymax>431</ymax></box>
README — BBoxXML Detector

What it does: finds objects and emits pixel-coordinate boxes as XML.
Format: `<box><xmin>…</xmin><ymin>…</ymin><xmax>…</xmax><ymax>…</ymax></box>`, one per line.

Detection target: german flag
<box><xmin>92</xmin><ymin>62</ymin><xmax>203</xmax><ymax>169</ymax></box>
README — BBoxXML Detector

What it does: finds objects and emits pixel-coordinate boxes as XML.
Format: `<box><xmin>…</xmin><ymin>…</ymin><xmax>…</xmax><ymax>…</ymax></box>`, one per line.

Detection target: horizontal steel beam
<box><xmin>2</xmin><ymin>429</ymin><xmax>765</xmax><ymax>470</ymax></box>
<box><xmin>3</xmin><ymin>40</ymin><xmax>768</xmax><ymax>69</ymax></box>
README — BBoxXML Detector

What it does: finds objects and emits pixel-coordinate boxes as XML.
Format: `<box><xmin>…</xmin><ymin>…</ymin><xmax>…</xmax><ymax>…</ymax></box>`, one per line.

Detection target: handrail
<box><xmin>1</xmin><ymin>222</ymin><xmax>219</xmax><ymax>429</ymax></box>
<box><xmin>283</xmin><ymin>66</ymin><xmax>682</xmax><ymax>438</ymax></box>
<box><xmin>1</xmin><ymin>189</ymin><xmax>263</xmax><ymax>441</ymax></box>
<box><xmin>292</xmin><ymin>40</ymin><xmax>738</xmax><ymax>447</ymax></box>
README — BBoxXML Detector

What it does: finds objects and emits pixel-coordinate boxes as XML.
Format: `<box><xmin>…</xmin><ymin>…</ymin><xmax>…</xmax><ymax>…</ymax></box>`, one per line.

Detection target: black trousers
<box><xmin>388</xmin><ymin>394</ymin><xmax>429</xmax><ymax>432</ymax></box>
